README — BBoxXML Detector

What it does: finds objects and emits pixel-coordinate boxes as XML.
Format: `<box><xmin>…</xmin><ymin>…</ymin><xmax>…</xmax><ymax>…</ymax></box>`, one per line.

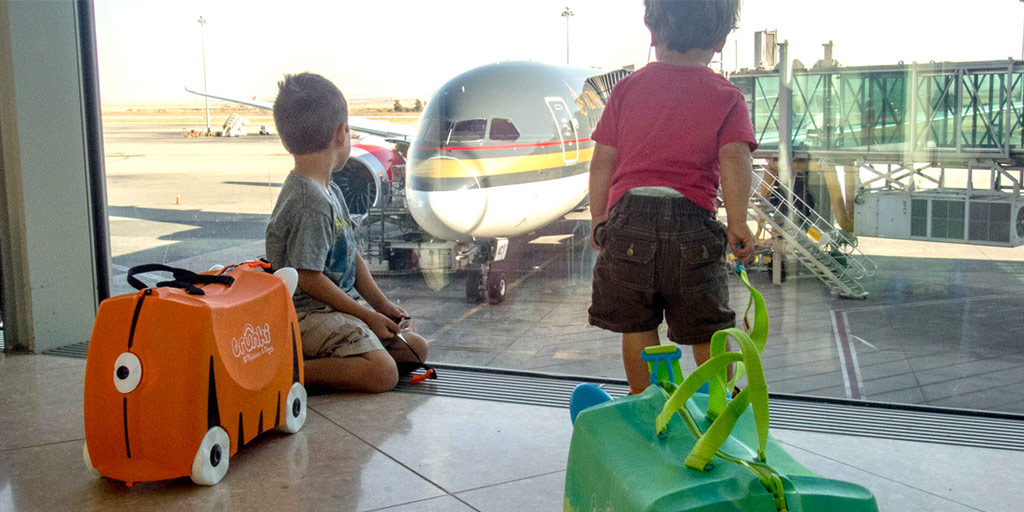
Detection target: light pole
<box><xmin>561</xmin><ymin>7</ymin><xmax>574</xmax><ymax>65</ymax></box>
<box><xmin>198</xmin><ymin>16</ymin><xmax>210</xmax><ymax>133</ymax></box>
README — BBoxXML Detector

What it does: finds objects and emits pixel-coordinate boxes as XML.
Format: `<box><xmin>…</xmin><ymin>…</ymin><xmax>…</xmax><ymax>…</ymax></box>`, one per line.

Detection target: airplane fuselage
<box><xmin>406</xmin><ymin>61</ymin><xmax>606</xmax><ymax>242</ymax></box>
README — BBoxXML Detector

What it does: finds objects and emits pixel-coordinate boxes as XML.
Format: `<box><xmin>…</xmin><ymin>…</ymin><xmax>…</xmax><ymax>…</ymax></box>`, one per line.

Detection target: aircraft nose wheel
<box><xmin>465</xmin><ymin>270</ymin><xmax>506</xmax><ymax>304</ymax></box>
<box><xmin>488</xmin><ymin>273</ymin><xmax>506</xmax><ymax>304</ymax></box>
<box><xmin>466</xmin><ymin>270</ymin><xmax>484</xmax><ymax>303</ymax></box>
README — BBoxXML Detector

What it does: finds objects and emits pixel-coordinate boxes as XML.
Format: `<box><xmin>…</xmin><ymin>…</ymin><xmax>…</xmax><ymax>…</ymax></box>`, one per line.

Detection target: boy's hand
<box><xmin>727</xmin><ymin>222</ymin><xmax>754</xmax><ymax>264</ymax></box>
<box><xmin>590</xmin><ymin>214</ymin><xmax>609</xmax><ymax>251</ymax></box>
<box><xmin>375</xmin><ymin>301</ymin><xmax>408</xmax><ymax>323</ymax></box>
<box><xmin>365</xmin><ymin>312</ymin><xmax>401</xmax><ymax>340</ymax></box>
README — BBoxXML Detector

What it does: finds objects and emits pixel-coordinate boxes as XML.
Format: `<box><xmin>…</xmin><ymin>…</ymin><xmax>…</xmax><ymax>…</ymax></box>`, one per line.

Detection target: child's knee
<box><xmin>404</xmin><ymin>331</ymin><xmax>428</xmax><ymax>359</ymax></box>
<box><xmin>363</xmin><ymin>350</ymin><xmax>399</xmax><ymax>393</ymax></box>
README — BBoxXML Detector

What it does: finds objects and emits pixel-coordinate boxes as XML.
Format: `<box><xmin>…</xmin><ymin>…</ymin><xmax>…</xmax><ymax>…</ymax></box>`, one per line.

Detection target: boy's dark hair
<box><xmin>644</xmin><ymin>0</ymin><xmax>740</xmax><ymax>54</ymax></box>
<box><xmin>273</xmin><ymin>73</ymin><xmax>348</xmax><ymax>155</ymax></box>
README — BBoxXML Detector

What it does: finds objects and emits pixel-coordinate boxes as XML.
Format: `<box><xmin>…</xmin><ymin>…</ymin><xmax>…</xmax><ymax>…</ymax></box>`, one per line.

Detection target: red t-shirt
<box><xmin>591</xmin><ymin>63</ymin><xmax>757</xmax><ymax>212</ymax></box>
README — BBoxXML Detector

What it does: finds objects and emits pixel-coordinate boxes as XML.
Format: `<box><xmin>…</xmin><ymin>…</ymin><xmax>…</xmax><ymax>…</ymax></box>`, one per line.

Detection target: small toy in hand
<box><xmin>391</xmin><ymin>316</ymin><xmax>437</xmax><ymax>384</ymax></box>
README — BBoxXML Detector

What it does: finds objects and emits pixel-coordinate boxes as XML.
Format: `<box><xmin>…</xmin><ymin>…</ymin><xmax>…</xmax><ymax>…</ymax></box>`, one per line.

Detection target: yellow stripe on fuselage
<box><xmin>411</xmin><ymin>147</ymin><xmax>594</xmax><ymax>179</ymax></box>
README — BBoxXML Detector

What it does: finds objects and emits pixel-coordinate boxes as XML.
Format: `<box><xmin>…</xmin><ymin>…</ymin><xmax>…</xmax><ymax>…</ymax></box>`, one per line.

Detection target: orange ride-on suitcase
<box><xmin>83</xmin><ymin>262</ymin><xmax>306</xmax><ymax>486</ymax></box>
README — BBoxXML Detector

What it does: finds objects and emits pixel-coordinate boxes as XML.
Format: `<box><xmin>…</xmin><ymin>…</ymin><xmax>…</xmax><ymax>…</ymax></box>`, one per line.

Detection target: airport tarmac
<box><xmin>94</xmin><ymin>119</ymin><xmax>1024</xmax><ymax>416</ymax></box>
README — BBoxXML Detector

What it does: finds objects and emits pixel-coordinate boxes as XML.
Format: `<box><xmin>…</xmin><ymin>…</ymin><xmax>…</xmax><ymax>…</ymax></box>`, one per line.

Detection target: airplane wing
<box><xmin>184</xmin><ymin>86</ymin><xmax>413</xmax><ymax>141</ymax></box>
<box><xmin>185</xmin><ymin>86</ymin><xmax>273</xmax><ymax>110</ymax></box>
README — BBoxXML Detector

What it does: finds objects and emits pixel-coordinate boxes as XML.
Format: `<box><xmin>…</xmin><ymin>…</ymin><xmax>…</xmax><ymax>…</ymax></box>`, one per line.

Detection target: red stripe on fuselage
<box><xmin>414</xmin><ymin>138</ymin><xmax>593</xmax><ymax>152</ymax></box>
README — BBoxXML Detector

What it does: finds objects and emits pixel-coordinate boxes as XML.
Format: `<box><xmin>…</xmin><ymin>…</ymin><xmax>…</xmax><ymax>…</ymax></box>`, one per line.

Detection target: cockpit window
<box><xmin>489</xmin><ymin>119</ymin><xmax>520</xmax><ymax>141</ymax></box>
<box><xmin>417</xmin><ymin>118</ymin><xmax>452</xmax><ymax>144</ymax></box>
<box><xmin>447</xmin><ymin>119</ymin><xmax>486</xmax><ymax>143</ymax></box>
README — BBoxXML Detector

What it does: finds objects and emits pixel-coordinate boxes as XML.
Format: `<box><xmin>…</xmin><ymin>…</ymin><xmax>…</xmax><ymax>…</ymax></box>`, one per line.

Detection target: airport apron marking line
<box><xmin>426</xmin><ymin>255</ymin><xmax>558</xmax><ymax>343</ymax></box>
<box><xmin>850</xmin><ymin>335</ymin><xmax>878</xmax><ymax>350</ymax></box>
<box><xmin>832</xmin><ymin>291</ymin><xmax>1024</xmax><ymax>313</ymax></box>
<box><xmin>831</xmin><ymin>310</ymin><xmax>864</xmax><ymax>400</ymax></box>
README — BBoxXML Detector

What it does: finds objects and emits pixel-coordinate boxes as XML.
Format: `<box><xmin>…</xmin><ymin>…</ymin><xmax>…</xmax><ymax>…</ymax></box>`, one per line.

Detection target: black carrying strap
<box><xmin>127</xmin><ymin>264</ymin><xmax>235</xmax><ymax>295</ymax></box>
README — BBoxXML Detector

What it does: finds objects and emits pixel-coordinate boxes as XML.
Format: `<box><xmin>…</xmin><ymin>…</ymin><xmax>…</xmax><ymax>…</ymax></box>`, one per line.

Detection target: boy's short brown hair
<box><xmin>273</xmin><ymin>73</ymin><xmax>348</xmax><ymax>155</ymax></box>
<box><xmin>644</xmin><ymin>0</ymin><xmax>740</xmax><ymax>54</ymax></box>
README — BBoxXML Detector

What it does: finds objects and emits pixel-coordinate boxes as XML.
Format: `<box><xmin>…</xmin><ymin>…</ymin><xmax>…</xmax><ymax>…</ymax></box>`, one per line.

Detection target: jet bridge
<box><xmin>731</xmin><ymin>58</ymin><xmax>1024</xmax><ymax>248</ymax></box>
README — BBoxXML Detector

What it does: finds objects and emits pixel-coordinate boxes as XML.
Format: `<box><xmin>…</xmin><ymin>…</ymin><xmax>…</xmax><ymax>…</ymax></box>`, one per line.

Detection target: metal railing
<box><xmin>747</xmin><ymin>168</ymin><xmax>876</xmax><ymax>298</ymax></box>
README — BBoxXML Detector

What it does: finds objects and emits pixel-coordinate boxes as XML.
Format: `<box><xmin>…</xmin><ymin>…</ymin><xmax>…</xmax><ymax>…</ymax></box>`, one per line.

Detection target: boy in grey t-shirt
<box><xmin>265</xmin><ymin>73</ymin><xmax>428</xmax><ymax>393</ymax></box>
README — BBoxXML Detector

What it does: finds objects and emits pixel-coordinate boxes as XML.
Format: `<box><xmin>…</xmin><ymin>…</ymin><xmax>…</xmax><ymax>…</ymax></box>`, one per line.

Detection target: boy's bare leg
<box><xmin>692</xmin><ymin>341</ymin><xmax>736</xmax><ymax>392</ymax></box>
<box><xmin>386</xmin><ymin>331</ymin><xmax>429</xmax><ymax>363</ymax></box>
<box><xmin>692</xmin><ymin>342</ymin><xmax>712</xmax><ymax>366</ymax></box>
<box><xmin>303</xmin><ymin>350</ymin><xmax>399</xmax><ymax>393</ymax></box>
<box><xmin>623</xmin><ymin>330</ymin><xmax>660</xmax><ymax>394</ymax></box>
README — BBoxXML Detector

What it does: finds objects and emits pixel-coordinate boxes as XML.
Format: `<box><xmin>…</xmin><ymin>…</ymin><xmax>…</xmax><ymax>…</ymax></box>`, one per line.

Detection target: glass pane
<box><xmin>91</xmin><ymin>0</ymin><xmax>1024</xmax><ymax>420</ymax></box>
<box><xmin>448</xmin><ymin>119</ymin><xmax>486</xmax><ymax>143</ymax></box>
<box><xmin>489</xmin><ymin>118</ymin><xmax>520</xmax><ymax>141</ymax></box>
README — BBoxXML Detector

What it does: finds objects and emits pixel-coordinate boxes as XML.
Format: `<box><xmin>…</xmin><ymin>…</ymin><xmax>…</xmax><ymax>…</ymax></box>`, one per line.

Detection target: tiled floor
<box><xmin>1</xmin><ymin>353</ymin><xmax>1021</xmax><ymax>511</ymax></box>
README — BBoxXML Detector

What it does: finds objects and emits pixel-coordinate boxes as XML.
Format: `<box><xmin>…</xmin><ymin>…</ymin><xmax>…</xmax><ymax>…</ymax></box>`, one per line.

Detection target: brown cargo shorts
<box><xmin>297</xmin><ymin>305</ymin><xmax>394</xmax><ymax>359</ymax></box>
<box><xmin>588</xmin><ymin>192</ymin><xmax>735</xmax><ymax>345</ymax></box>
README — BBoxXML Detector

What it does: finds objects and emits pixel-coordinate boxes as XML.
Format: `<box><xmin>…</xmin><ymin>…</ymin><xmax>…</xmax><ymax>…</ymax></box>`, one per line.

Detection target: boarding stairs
<box><xmin>746</xmin><ymin>169</ymin><xmax>876</xmax><ymax>299</ymax></box>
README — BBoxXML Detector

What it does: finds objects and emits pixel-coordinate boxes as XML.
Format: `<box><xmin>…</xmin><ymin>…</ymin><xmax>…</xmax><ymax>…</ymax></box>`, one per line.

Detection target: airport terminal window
<box><xmin>93</xmin><ymin>2</ymin><xmax>1024</xmax><ymax>419</ymax></box>
<box><xmin>489</xmin><ymin>118</ymin><xmax>520</xmax><ymax>141</ymax></box>
<box><xmin>447</xmin><ymin>119</ymin><xmax>486</xmax><ymax>143</ymax></box>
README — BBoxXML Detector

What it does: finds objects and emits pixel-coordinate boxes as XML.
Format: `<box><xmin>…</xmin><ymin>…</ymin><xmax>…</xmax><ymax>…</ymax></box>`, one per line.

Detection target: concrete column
<box><xmin>777</xmin><ymin>41</ymin><xmax>794</xmax><ymax>213</ymax></box>
<box><xmin>0</xmin><ymin>1</ymin><xmax>108</xmax><ymax>352</ymax></box>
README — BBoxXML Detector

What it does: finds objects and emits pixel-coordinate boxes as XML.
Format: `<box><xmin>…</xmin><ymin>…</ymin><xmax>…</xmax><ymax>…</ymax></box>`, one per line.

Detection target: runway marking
<box><xmin>835</xmin><ymin>292</ymin><xmax>1024</xmax><ymax>313</ymax></box>
<box><xmin>831</xmin><ymin>311</ymin><xmax>864</xmax><ymax>400</ymax></box>
<box><xmin>528</xmin><ymin>234</ymin><xmax>573</xmax><ymax>245</ymax></box>
<box><xmin>426</xmin><ymin>255</ymin><xmax>557</xmax><ymax>342</ymax></box>
<box><xmin>553</xmin><ymin>350</ymin><xmax>601</xmax><ymax>360</ymax></box>
<box><xmin>851</xmin><ymin>335</ymin><xmax>878</xmax><ymax>350</ymax></box>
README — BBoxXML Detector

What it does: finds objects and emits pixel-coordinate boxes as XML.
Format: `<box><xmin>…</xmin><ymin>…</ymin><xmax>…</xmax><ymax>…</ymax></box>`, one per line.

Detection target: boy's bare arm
<box><xmin>589</xmin><ymin>142</ymin><xmax>617</xmax><ymax>249</ymax></box>
<box><xmin>296</xmin><ymin>268</ymin><xmax>400</xmax><ymax>339</ymax></box>
<box><xmin>352</xmin><ymin>252</ymin><xmax>405</xmax><ymax>319</ymax></box>
<box><xmin>719</xmin><ymin>141</ymin><xmax>754</xmax><ymax>263</ymax></box>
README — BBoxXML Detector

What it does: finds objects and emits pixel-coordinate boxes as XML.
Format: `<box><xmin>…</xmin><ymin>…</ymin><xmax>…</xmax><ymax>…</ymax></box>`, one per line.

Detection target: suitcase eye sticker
<box><xmin>113</xmin><ymin>352</ymin><xmax>142</xmax><ymax>393</ymax></box>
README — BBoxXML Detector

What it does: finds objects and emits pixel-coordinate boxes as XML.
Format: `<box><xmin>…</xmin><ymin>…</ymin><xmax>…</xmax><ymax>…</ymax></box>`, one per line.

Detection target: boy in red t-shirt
<box><xmin>588</xmin><ymin>0</ymin><xmax>756</xmax><ymax>394</ymax></box>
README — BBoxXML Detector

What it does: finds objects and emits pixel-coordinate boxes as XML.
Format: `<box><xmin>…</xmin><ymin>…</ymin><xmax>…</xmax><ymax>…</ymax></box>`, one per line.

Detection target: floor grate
<box><xmin>42</xmin><ymin>340</ymin><xmax>90</xmax><ymax>359</ymax></box>
<box><xmin>397</xmin><ymin>365</ymin><xmax>1024</xmax><ymax>453</ymax></box>
<box><xmin>34</xmin><ymin>345</ymin><xmax>1024</xmax><ymax>452</ymax></box>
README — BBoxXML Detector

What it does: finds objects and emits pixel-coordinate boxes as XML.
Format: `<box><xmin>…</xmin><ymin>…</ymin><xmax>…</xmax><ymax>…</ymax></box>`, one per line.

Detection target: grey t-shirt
<box><xmin>265</xmin><ymin>173</ymin><xmax>358</xmax><ymax>313</ymax></box>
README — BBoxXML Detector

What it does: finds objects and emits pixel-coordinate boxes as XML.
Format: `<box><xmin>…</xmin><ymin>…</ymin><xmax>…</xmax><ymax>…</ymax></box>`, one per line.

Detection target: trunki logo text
<box><xmin>231</xmin><ymin>323</ymin><xmax>273</xmax><ymax>363</ymax></box>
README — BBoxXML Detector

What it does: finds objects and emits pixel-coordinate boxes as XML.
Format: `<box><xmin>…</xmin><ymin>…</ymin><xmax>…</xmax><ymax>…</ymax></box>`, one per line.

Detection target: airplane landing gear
<box><xmin>465</xmin><ymin>239</ymin><xmax>508</xmax><ymax>304</ymax></box>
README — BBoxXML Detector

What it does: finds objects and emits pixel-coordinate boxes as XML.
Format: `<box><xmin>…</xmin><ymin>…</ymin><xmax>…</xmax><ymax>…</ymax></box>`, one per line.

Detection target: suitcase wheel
<box><xmin>83</xmin><ymin>441</ymin><xmax>100</xmax><ymax>476</ymax></box>
<box><xmin>281</xmin><ymin>382</ymin><xmax>307</xmax><ymax>434</ymax></box>
<box><xmin>191</xmin><ymin>426</ymin><xmax>230</xmax><ymax>485</ymax></box>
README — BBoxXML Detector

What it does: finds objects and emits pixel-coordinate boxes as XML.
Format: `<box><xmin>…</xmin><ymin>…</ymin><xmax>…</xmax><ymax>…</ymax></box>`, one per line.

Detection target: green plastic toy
<box><xmin>564</xmin><ymin>266</ymin><xmax>878</xmax><ymax>512</ymax></box>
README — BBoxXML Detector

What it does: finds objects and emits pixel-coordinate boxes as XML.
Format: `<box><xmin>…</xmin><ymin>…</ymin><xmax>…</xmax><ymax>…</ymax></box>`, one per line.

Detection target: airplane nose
<box><xmin>407</xmin><ymin>155</ymin><xmax>488</xmax><ymax>241</ymax></box>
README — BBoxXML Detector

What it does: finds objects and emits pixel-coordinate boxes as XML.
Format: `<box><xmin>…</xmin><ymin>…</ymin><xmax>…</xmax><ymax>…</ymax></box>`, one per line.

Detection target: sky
<box><xmin>93</xmin><ymin>0</ymin><xmax>1024</xmax><ymax>105</ymax></box>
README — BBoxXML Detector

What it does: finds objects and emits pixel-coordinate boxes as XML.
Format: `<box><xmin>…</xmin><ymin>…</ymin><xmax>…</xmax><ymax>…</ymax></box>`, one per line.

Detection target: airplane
<box><xmin>188</xmin><ymin>60</ymin><xmax>628</xmax><ymax>304</ymax></box>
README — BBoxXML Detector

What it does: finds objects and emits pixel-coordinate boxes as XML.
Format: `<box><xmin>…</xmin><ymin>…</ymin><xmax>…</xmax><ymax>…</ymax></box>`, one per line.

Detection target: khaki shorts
<box><xmin>296</xmin><ymin>306</ymin><xmax>394</xmax><ymax>359</ymax></box>
<box><xmin>588</xmin><ymin>192</ymin><xmax>735</xmax><ymax>345</ymax></box>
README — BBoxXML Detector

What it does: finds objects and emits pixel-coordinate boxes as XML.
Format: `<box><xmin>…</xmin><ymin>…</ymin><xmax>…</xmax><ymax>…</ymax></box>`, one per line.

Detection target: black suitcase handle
<box><xmin>127</xmin><ymin>264</ymin><xmax>235</xmax><ymax>295</ymax></box>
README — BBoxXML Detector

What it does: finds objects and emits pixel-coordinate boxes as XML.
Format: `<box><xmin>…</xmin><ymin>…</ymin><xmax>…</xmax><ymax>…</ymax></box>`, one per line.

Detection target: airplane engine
<box><xmin>332</xmin><ymin>144</ymin><xmax>404</xmax><ymax>215</ymax></box>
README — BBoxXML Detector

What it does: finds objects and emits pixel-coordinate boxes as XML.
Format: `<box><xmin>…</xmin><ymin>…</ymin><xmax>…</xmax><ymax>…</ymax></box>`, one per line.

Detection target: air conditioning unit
<box><xmin>754</xmin><ymin>30</ymin><xmax>778</xmax><ymax>70</ymax></box>
<box><xmin>854</xmin><ymin>190</ymin><xmax>1024</xmax><ymax>247</ymax></box>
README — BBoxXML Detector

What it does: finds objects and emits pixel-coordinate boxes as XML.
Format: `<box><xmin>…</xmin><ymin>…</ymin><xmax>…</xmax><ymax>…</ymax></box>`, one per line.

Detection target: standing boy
<box><xmin>588</xmin><ymin>0</ymin><xmax>756</xmax><ymax>394</ymax></box>
<box><xmin>266</xmin><ymin>73</ymin><xmax>428</xmax><ymax>393</ymax></box>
